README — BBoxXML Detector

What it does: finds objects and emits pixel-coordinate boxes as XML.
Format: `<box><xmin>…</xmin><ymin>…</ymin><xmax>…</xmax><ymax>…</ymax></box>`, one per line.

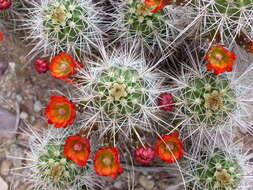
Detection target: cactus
<box><xmin>72</xmin><ymin>45</ymin><xmax>170</xmax><ymax>144</ymax></box>
<box><xmin>0</xmin><ymin>0</ymin><xmax>26</xmax><ymax>31</ymax></box>
<box><xmin>181</xmin><ymin>73</ymin><xmax>236</xmax><ymax>125</ymax></box>
<box><xmin>110</xmin><ymin>0</ymin><xmax>181</xmax><ymax>54</ymax></box>
<box><xmin>168</xmin><ymin>45</ymin><xmax>253</xmax><ymax>155</ymax></box>
<box><xmin>23</xmin><ymin>128</ymin><xmax>99</xmax><ymax>190</ymax></box>
<box><xmin>183</xmin><ymin>144</ymin><xmax>253</xmax><ymax>190</ymax></box>
<box><xmin>185</xmin><ymin>0</ymin><xmax>253</xmax><ymax>48</ymax></box>
<box><xmin>22</xmin><ymin>0</ymin><xmax>103</xmax><ymax>59</ymax></box>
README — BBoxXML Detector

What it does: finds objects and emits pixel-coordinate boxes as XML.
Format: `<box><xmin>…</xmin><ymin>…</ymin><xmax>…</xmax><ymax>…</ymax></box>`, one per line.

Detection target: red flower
<box><xmin>45</xmin><ymin>96</ymin><xmax>76</xmax><ymax>128</ymax></box>
<box><xmin>94</xmin><ymin>147</ymin><xmax>124</xmax><ymax>178</ymax></box>
<box><xmin>205</xmin><ymin>45</ymin><xmax>236</xmax><ymax>74</ymax></box>
<box><xmin>0</xmin><ymin>0</ymin><xmax>12</xmax><ymax>10</ymax></box>
<box><xmin>134</xmin><ymin>145</ymin><xmax>155</xmax><ymax>164</ymax></box>
<box><xmin>144</xmin><ymin>0</ymin><xmax>166</xmax><ymax>13</ymax></box>
<box><xmin>158</xmin><ymin>93</ymin><xmax>175</xmax><ymax>111</ymax></box>
<box><xmin>33</xmin><ymin>58</ymin><xmax>49</xmax><ymax>73</ymax></box>
<box><xmin>248</xmin><ymin>41</ymin><xmax>253</xmax><ymax>54</ymax></box>
<box><xmin>49</xmin><ymin>52</ymin><xmax>76</xmax><ymax>79</ymax></box>
<box><xmin>64</xmin><ymin>135</ymin><xmax>90</xmax><ymax>166</ymax></box>
<box><xmin>0</xmin><ymin>32</ymin><xmax>3</xmax><ymax>41</ymax></box>
<box><xmin>155</xmin><ymin>132</ymin><xmax>184</xmax><ymax>163</ymax></box>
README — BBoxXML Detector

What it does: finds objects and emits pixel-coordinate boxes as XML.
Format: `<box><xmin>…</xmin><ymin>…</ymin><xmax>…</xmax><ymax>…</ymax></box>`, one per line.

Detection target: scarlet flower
<box><xmin>158</xmin><ymin>93</ymin><xmax>175</xmax><ymax>111</ymax></box>
<box><xmin>248</xmin><ymin>41</ymin><xmax>253</xmax><ymax>54</ymax></box>
<box><xmin>0</xmin><ymin>0</ymin><xmax>12</xmax><ymax>10</ymax></box>
<box><xmin>144</xmin><ymin>0</ymin><xmax>166</xmax><ymax>13</ymax></box>
<box><xmin>49</xmin><ymin>52</ymin><xmax>76</xmax><ymax>79</ymax></box>
<box><xmin>94</xmin><ymin>147</ymin><xmax>124</xmax><ymax>178</ymax></box>
<box><xmin>64</xmin><ymin>135</ymin><xmax>90</xmax><ymax>166</ymax></box>
<box><xmin>155</xmin><ymin>132</ymin><xmax>184</xmax><ymax>163</ymax></box>
<box><xmin>134</xmin><ymin>145</ymin><xmax>155</xmax><ymax>164</ymax></box>
<box><xmin>205</xmin><ymin>45</ymin><xmax>236</xmax><ymax>74</ymax></box>
<box><xmin>0</xmin><ymin>32</ymin><xmax>3</xmax><ymax>41</ymax></box>
<box><xmin>45</xmin><ymin>96</ymin><xmax>76</xmax><ymax>128</ymax></box>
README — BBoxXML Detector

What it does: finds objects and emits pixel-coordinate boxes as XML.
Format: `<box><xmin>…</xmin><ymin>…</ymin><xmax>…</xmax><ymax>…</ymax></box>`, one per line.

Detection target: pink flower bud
<box><xmin>134</xmin><ymin>145</ymin><xmax>155</xmax><ymax>164</ymax></box>
<box><xmin>33</xmin><ymin>58</ymin><xmax>49</xmax><ymax>74</ymax></box>
<box><xmin>158</xmin><ymin>93</ymin><xmax>175</xmax><ymax>111</ymax></box>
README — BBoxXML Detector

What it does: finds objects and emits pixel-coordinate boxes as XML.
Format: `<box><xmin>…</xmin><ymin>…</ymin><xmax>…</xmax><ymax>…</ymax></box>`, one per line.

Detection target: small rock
<box><xmin>139</xmin><ymin>175</ymin><xmax>155</xmax><ymax>190</ymax></box>
<box><xmin>16</xmin><ymin>95</ymin><xmax>23</xmax><ymax>102</ymax></box>
<box><xmin>0</xmin><ymin>160</ymin><xmax>12</xmax><ymax>176</ymax></box>
<box><xmin>33</xmin><ymin>119</ymin><xmax>48</xmax><ymax>131</ymax></box>
<box><xmin>135</xmin><ymin>188</ymin><xmax>144</xmax><ymax>190</ymax></box>
<box><xmin>113</xmin><ymin>181</ymin><xmax>123</xmax><ymax>189</ymax></box>
<box><xmin>16</xmin><ymin>184</ymin><xmax>28</xmax><ymax>190</ymax></box>
<box><xmin>0</xmin><ymin>176</ymin><xmax>8</xmax><ymax>190</ymax></box>
<box><xmin>0</xmin><ymin>62</ymin><xmax>8</xmax><ymax>76</ymax></box>
<box><xmin>9</xmin><ymin>62</ymin><xmax>16</xmax><ymax>72</ymax></box>
<box><xmin>20</xmin><ymin>112</ymin><xmax>28</xmax><ymax>120</ymax></box>
<box><xmin>0</xmin><ymin>107</ymin><xmax>18</xmax><ymax>137</ymax></box>
<box><xmin>33</xmin><ymin>101</ymin><xmax>42</xmax><ymax>112</ymax></box>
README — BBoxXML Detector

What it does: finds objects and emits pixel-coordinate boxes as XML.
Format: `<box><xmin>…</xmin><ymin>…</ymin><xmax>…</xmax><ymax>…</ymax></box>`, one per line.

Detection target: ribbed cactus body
<box><xmin>38</xmin><ymin>143</ymin><xmax>89</xmax><ymax>187</ymax></box>
<box><xmin>188</xmin><ymin>150</ymin><xmax>242</xmax><ymax>190</ymax></box>
<box><xmin>94</xmin><ymin>66</ymin><xmax>147</xmax><ymax>118</ymax></box>
<box><xmin>182</xmin><ymin>73</ymin><xmax>236</xmax><ymax>124</ymax></box>
<box><xmin>44</xmin><ymin>0</ymin><xmax>88</xmax><ymax>43</ymax></box>
<box><xmin>124</xmin><ymin>0</ymin><xmax>166</xmax><ymax>39</ymax></box>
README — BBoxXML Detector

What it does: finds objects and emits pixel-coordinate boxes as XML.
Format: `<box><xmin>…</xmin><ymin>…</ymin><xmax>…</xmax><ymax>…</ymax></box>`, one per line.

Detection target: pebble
<box><xmin>33</xmin><ymin>101</ymin><xmax>42</xmax><ymax>112</ymax></box>
<box><xmin>139</xmin><ymin>175</ymin><xmax>155</xmax><ymax>190</ymax></box>
<box><xmin>0</xmin><ymin>62</ymin><xmax>8</xmax><ymax>76</ymax></box>
<box><xmin>0</xmin><ymin>107</ymin><xmax>18</xmax><ymax>138</ymax></box>
<box><xmin>113</xmin><ymin>181</ymin><xmax>123</xmax><ymax>189</ymax></box>
<box><xmin>20</xmin><ymin>112</ymin><xmax>28</xmax><ymax>120</ymax></box>
<box><xmin>16</xmin><ymin>94</ymin><xmax>23</xmax><ymax>102</ymax></box>
<box><xmin>8</xmin><ymin>62</ymin><xmax>16</xmax><ymax>72</ymax></box>
<box><xmin>0</xmin><ymin>160</ymin><xmax>12</xmax><ymax>176</ymax></box>
<box><xmin>0</xmin><ymin>176</ymin><xmax>8</xmax><ymax>190</ymax></box>
<box><xmin>16</xmin><ymin>184</ymin><xmax>28</xmax><ymax>190</ymax></box>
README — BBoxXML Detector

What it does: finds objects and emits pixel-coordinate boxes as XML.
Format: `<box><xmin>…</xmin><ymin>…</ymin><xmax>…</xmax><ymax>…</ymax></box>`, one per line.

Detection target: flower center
<box><xmin>51</xmin><ymin>6</ymin><xmax>67</xmax><ymax>24</ymax></box>
<box><xmin>136</xmin><ymin>3</ymin><xmax>148</xmax><ymax>15</ymax></box>
<box><xmin>102</xmin><ymin>157</ymin><xmax>112</xmax><ymax>166</ymax></box>
<box><xmin>73</xmin><ymin>143</ymin><xmax>83</xmax><ymax>151</ymax></box>
<box><xmin>60</xmin><ymin>63</ymin><xmax>68</xmax><ymax>71</ymax></box>
<box><xmin>110</xmin><ymin>83</ymin><xmax>127</xmax><ymax>100</ymax></box>
<box><xmin>164</xmin><ymin>143</ymin><xmax>175</xmax><ymax>152</ymax></box>
<box><xmin>215</xmin><ymin>170</ymin><xmax>232</xmax><ymax>185</ymax></box>
<box><xmin>215</xmin><ymin>53</ymin><xmax>223</xmax><ymax>61</ymax></box>
<box><xmin>58</xmin><ymin>108</ymin><xmax>66</xmax><ymax>115</ymax></box>
<box><xmin>204</xmin><ymin>91</ymin><xmax>223</xmax><ymax>110</ymax></box>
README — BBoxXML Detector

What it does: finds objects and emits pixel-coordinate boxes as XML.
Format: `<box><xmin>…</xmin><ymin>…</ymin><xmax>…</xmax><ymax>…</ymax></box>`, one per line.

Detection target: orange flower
<box><xmin>144</xmin><ymin>0</ymin><xmax>166</xmax><ymax>13</ymax></box>
<box><xmin>64</xmin><ymin>135</ymin><xmax>90</xmax><ymax>166</ymax></box>
<box><xmin>49</xmin><ymin>52</ymin><xmax>76</xmax><ymax>79</ymax></box>
<box><xmin>155</xmin><ymin>132</ymin><xmax>184</xmax><ymax>163</ymax></box>
<box><xmin>94</xmin><ymin>147</ymin><xmax>124</xmax><ymax>178</ymax></box>
<box><xmin>205</xmin><ymin>45</ymin><xmax>236</xmax><ymax>74</ymax></box>
<box><xmin>45</xmin><ymin>96</ymin><xmax>76</xmax><ymax>128</ymax></box>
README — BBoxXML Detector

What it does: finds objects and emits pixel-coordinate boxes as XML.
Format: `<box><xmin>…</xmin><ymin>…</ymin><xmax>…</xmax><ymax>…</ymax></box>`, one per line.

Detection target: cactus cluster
<box><xmin>2</xmin><ymin>0</ymin><xmax>253</xmax><ymax>189</ymax></box>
